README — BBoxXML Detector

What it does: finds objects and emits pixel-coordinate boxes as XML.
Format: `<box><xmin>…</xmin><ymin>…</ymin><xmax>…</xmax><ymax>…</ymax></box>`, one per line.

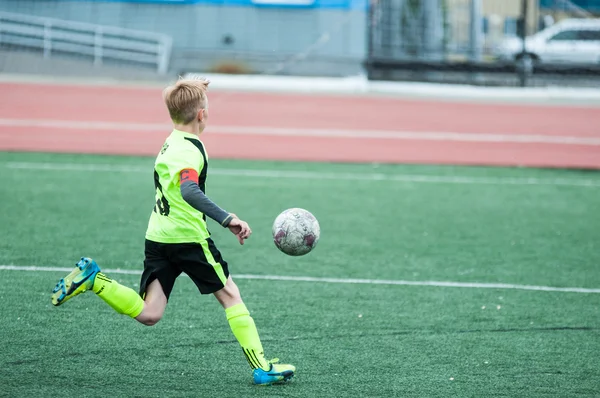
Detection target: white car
<box><xmin>496</xmin><ymin>18</ymin><xmax>600</xmax><ymax>64</ymax></box>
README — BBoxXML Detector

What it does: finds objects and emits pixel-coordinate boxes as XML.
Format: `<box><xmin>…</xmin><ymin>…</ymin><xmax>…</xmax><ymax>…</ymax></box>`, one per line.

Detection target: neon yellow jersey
<box><xmin>145</xmin><ymin>129</ymin><xmax>210</xmax><ymax>243</ymax></box>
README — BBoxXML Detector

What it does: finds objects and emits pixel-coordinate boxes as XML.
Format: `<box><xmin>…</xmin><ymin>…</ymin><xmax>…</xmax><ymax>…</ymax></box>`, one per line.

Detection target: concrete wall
<box><xmin>0</xmin><ymin>0</ymin><xmax>367</xmax><ymax>76</ymax></box>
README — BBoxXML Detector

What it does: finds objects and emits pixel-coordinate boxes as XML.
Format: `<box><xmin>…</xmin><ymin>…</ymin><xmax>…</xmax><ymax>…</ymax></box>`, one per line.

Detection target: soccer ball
<box><xmin>272</xmin><ymin>208</ymin><xmax>320</xmax><ymax>256</ymax></box>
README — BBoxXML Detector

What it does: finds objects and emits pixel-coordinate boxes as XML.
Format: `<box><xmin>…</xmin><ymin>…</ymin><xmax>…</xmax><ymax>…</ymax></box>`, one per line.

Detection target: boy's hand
<box><xmin>227</xmin><ymin>213</ymin><xmax>252</xmax><ymax>245</ymax></box>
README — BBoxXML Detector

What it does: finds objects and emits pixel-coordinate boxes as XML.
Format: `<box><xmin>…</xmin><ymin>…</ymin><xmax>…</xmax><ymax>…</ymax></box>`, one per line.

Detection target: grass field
<box><xmin>1</xmin><ymin>151</ymin><xmax>600</xmax><ymax>397</ymax></box>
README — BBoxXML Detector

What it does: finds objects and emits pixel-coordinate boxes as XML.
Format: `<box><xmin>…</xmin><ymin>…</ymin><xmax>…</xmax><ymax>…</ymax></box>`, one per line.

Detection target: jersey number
<box><xmin>153</xmin><ymin>170</ymin><xmax>170</xmax><ymax>216</ymax></box>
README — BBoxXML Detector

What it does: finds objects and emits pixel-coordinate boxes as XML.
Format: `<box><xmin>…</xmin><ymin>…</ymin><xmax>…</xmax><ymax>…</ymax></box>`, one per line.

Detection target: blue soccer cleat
<box><xmin>51</xmin><ymin>257</ymin><xmax>100</xmax><ymax>306</ymax></box>
<box><xmin>252</xmin><ymin>359</ymin><xmax>295</xmax><ymax>385</ymax></box>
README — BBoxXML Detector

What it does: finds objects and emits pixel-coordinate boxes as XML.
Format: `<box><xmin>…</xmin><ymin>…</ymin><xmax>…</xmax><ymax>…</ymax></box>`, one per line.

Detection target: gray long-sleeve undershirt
<box><xmin>180</xmin><ymin>180</ymin><xmax>233</xmax><ymax>227</ymax></box>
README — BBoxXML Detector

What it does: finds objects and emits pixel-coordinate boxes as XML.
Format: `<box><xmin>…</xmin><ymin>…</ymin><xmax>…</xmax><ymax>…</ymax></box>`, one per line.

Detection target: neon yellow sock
<box><xmin>92</xmin><ymin>273</ymin><xmax>144</xmax><ymax>318</ymax></box>
<box><xmin>226</xmin><ymin>303</ymin><xmax>270</xmax><ymax>371</ymax></box>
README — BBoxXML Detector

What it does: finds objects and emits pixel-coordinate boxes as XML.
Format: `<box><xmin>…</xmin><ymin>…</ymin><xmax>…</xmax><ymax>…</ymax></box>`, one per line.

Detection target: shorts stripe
<box><xmin>200</xmin><ymin>239</ymin><xmax>227</xmax><ymax>285</ymax></box>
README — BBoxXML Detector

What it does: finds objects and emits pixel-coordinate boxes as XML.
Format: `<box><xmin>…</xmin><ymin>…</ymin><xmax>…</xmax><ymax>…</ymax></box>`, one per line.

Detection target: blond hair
<box><xmin>163</xmin><ymin>77</ymin><xmax>210</xmax><ymax>124</ymax></box>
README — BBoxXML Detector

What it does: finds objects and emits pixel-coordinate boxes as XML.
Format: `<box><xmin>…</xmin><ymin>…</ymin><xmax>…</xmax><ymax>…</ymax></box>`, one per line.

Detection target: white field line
<box><xmin>0</xmin><ymin>118</ymin><xmax>599</xmax><ymax>146</ymax></box>
<box><xmin>5</xmin><ymin>161</ymin><xmax>600</xmax><ymax>188</ymax></box>
<box><xmin>1</xmin><ymin>265</ymin><xmax>599</xmax><ymax>294</ymax></box>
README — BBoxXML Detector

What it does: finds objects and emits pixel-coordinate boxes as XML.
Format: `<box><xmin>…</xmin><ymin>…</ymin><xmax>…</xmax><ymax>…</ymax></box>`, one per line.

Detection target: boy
<box><xmin>50</xmin><ymin>77</ymin><xmax>295</xmax><ymax>386</ymax></box>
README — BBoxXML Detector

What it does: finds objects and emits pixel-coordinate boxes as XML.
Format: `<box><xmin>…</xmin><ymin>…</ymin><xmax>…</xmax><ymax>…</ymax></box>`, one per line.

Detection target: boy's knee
<box><xmin>136</xmin><ymin>303</ymin><xmax>165</xmax><ymax>326</ymax></box>
<box><xmin>140</xmin><ymin>312</ymin><xmax>162</xmax><ymax>326</ymax></box>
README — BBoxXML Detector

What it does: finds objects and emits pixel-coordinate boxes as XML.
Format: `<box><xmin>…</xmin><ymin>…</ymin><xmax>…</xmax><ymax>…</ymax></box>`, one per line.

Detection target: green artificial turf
<box><xmin>1</xmin><ymin>152</ymin><xmax>599</xmax><ymax>397</ymax></box>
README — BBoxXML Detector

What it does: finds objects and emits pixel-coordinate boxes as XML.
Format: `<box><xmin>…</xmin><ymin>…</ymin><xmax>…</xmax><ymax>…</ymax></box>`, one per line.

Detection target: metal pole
<box><xmin>518</xmin><ymin>0</ymin><xmax>530</xmax><ymax>87</ymax></box>
<box><xmin>366</xmin><ymin>0</ymin><xmax>374</xmax><ymax>79</ymax></box>
<box><xmin>422</xmin><ymin>0</ymin><xmax>439</xmax><ymax>60</ymax></box>
<box><xmin>469</xmin><ymin>0</ymin><xmax>483</xmax><ymax>62</ymax></box>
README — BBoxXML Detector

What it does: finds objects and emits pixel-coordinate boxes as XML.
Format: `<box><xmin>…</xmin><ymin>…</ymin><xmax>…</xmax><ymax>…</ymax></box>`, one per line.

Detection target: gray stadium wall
<box><xmin>0</xmin><ymin>0</ymin><xmax>367</xmax><ymax>77</ymax></box>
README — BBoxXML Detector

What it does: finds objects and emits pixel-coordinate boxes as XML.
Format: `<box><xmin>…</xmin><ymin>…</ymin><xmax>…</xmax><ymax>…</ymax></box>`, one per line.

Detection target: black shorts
<box><xmin>139</xmin><ymin>238</ymin><xmax>229</xmax><ymax>300</ymax></box>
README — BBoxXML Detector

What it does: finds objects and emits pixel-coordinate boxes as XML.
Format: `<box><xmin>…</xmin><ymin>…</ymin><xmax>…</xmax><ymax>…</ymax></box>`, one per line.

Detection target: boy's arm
<box><xmin>179</xmin><ymin>169</ymin><xmax>233</xmax><ymax>227</ymax></box>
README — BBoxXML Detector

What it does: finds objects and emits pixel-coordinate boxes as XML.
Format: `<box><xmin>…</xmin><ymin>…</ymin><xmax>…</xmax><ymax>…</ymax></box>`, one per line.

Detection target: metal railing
<box><xmin>0</xmin><ymin>11</ymin><xmax>172</xmax><ymax>74</ymax></box>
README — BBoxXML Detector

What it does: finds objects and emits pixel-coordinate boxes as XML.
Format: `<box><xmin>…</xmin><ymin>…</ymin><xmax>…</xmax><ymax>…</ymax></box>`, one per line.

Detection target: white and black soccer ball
<box><xmin>272</xmin><ymin>208</ymin><xmax>320</xmax><ymax>256</ymax></box>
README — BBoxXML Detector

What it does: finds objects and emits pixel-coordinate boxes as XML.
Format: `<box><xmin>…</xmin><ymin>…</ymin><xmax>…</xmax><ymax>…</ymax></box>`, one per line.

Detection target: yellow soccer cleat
<box><xmin>252</xmin><ymin>358</ymin><xmax>296</xmax><ymax>385</ymax></box>
<box><xmin>51</xmin><ymin>257</ymin><xmax>100</xmax><ymax>306</ymax></box>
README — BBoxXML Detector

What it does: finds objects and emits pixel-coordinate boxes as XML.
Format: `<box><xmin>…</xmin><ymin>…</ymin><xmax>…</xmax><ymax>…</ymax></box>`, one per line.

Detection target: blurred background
<box><xmin>0</xmin><ymin>0</ymin><xmax>599</xmax><ymax>87</ymax></box>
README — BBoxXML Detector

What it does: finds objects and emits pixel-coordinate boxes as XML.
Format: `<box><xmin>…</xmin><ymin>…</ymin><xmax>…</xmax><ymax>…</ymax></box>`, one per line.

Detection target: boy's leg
<box><xmin>214</xmin><ymin>276</ymin><xmax>267</xmax><ymax>370</ymax></box>
<box><xmin>176</xmin><ymin>238</ymin><xmax>295</xmax><ymax>385</ymax></box>
<box><xmin>214</xmin><ymin>276</ymin><xmax>296</xmax><ymax>385</ymax></box>
<box><xmin>134</xmin><ymin>279</ymin><xmax>168</xmax><ymax>326</ymax></box>
<box><xmin>51</xmin><ymin>257</ymin><xmax>144</xmax><ymax>319</ymax></box>
<box><xmin>95</xmin><ymin>275</ymin><xmax>169</xmax><ymax>326</ymax></box>
<box><xmin>51</xmin><ymin>243</ymin><xmax>177</xmax><ymax>326</ymax></box>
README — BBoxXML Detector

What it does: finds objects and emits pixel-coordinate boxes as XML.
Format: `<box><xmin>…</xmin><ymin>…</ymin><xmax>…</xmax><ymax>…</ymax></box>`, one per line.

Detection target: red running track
<box><xmin>1</xmin><ymin>82</ymin><xmax>599</xmax><ymax>168</ymax></box>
